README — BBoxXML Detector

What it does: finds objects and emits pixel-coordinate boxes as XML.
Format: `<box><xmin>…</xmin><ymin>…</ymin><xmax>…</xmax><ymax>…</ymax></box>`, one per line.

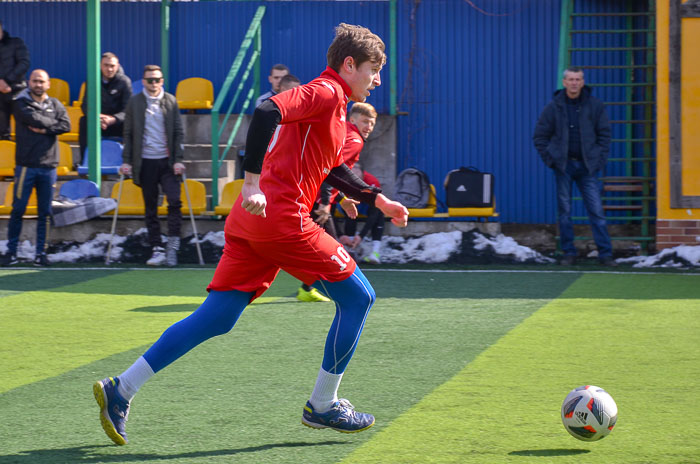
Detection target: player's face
<box><xmin>101</xmin><ymin>57</ymin><xmax>119</xmax><ymax>80</ymax></box>
<box><xmin>29</xmin><ymin>71</ymin><xmax>49</xmax><ymax>98</ymax></box>
<box><xmin>347</xmin><ymin>60</ymin><xmax>382</xmax><ymax>103</ymax></box>
<box><xmin>350</xmin><ymin>114</ymin><xmax>376</xmax><ymax>140</ymax></box>
<box><xmin>269</xmin><ymin>69</ymin><xmax>289</xmax><ymax>93</ymax></box>
<box><xmin>562</xmin><ymin>71</ymin><xmax>584</xmax><ymax>98</ymax></box>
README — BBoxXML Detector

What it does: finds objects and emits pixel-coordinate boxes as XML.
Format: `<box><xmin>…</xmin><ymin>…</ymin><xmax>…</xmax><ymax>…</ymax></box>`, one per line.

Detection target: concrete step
<box><xmin>182</xmin><ymin>158</ymin><xmax>236</xmax><ymax>179</ymax></box>
<box><xmin>181</xmin><ymin>113</ymin><xmax>251</xmax><ymax>145</ymax></box>
<box><xmin>184</xmin><ymin>143</ymin><xmax>243</xmax><ymax>162</ymax></box>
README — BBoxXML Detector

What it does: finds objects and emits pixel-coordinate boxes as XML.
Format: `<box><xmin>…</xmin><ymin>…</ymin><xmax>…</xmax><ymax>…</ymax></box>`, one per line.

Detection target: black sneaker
<box><xmin>560</xmin><ymin>255</ymin><xmax>577</xmax><ymax>266</ymax></box>
<box><xmin>599</xmin><ymin>256</ymin><xmax>618</xmax><ymax>267</ymax></box>
<box><xmin>33</xmin><ymin>253</ymin><xmax>50</xmax><ymax>267</ymax></box>
<box><xmin>1</xmin><ymin>253</ymin><xmax>19</xmax><ymax>267</ymax></box>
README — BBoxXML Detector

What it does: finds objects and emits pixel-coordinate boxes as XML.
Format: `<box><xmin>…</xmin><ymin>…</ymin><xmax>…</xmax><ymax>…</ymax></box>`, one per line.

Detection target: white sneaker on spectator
<box><xmin>146</xmin><ymin>247</ymin><xmax>166</xmax><ymax>266</ymax></box>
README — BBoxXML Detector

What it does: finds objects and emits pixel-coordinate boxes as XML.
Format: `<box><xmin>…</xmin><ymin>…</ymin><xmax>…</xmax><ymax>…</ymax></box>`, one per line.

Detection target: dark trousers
<box><xmin>344</xmin><ymin>205</ymin><xmax>385</xmax><ymax>241</ymax></box>
<box><xmin>140</xmin><ymin>158</ymin><xmax>182</xmax><ymax>247</ymax></box>
<box><xmin>554</xmin><ymin>159</ymin><xmax>612</xmax><ymax>257</ymax></box>
<box><xmin>78</xmin><ymin>115</ymin><xmax>124</xmax><ymax>164</ymax></box>
<box><xmin>6</xmin><ymin>166</ymin><xmax>56</xmax><ymax>255</ymax></box>
<box><xmin>0</xmin><ymin>92</ymin><xmax>14</xmax><ymax>140</ymax></box>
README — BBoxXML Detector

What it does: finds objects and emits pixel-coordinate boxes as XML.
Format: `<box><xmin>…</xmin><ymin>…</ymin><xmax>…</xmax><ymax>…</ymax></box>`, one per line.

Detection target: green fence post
<box><xmin>87</xmin><ymin>0</ymin><xmax>101</xmax><ymax>188</ymax></box>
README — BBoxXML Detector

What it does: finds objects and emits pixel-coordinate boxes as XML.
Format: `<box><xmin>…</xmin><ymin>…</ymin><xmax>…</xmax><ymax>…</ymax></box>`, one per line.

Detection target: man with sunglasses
<box><xmin>120</xmin><ymin>65</ymin><xmax>185</xmax><ymax>267</ymax></box>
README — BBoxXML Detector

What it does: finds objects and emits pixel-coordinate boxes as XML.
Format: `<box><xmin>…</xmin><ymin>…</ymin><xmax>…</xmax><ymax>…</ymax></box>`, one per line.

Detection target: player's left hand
<box><xmin>375</xmin><ymin>193</ymin><xmax>409</xmax><ymax>227</ymax></box>
<box><xmin>340</xmin><ymin>196</ymin><xmax>359</xmax><ymax>219</ymax></box>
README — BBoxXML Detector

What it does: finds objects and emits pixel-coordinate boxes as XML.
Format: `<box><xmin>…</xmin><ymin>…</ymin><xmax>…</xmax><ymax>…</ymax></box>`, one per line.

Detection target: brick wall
<box><xmin>656</xmin><ymin>220</ymin><xmax>700</xmax><ymax>250</ymax></box>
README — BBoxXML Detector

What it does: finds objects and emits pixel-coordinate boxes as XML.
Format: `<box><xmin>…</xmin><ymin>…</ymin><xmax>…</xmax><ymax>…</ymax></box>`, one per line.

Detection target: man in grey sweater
<box><xmin>120</xmin><ymin>65</ymin><xmax>185</xmax><ymax>266</ymax></box>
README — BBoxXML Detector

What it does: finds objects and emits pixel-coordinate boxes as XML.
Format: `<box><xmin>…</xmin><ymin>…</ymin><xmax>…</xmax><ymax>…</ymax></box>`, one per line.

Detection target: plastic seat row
<box><xmin>0</xmin><ymin>140</ymin><xmax>76</xmax><ymax>178</ymax></box>
<box><xmin>54</xmin><ymin>77</ymin><xmax>213</xmax><ymax>111</ymax></box>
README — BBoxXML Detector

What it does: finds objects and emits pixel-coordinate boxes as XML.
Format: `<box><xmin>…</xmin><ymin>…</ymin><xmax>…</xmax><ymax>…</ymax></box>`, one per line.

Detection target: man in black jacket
<box><xmin>79</xmin><ymin>52</ymin><xmax>132</xmax><ymax>165</ymax></box>
<box><xmin>120</xmin><ymin>65</ymin><xmax>185</xmax><ymax>267</ymax></box>
<box><xmin>0</xmin><ymin>21</ymin><xmax>31</xmax><ymax>140</ymax></box>
<box><xmin>2</xmin><ymin>69</ymin><xmax>70</xmax><ymax>267</ymax></box>
<box><xmin>533</xmin><ymin>67</ymin><xmax>615</xmax><ymax>266</ymax></box>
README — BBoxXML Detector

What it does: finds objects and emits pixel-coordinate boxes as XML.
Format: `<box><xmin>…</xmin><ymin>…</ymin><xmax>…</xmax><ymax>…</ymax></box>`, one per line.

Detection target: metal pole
<box><xmin>105</xmin><ymin>173</ymin><xmax>125</xmax><ymax>265</ymax></box>
<box><xmin>161</xmin><ymin>0</ymin><xmax>171</xmax><ymax>93</ymax></box>
<box><xmin>390</xmin><ymin>0</ymin><xmax>397</xmax><ymax>115</ymax></box>
<box><xmin>182</xmin><ymin>173</ymin><xmax>205</xmax><ymax>265</ymax></box>
<box><xmin>87</xmin><ymin>0</ymin><xmax>102</xmax><ymax>188</ymax></box>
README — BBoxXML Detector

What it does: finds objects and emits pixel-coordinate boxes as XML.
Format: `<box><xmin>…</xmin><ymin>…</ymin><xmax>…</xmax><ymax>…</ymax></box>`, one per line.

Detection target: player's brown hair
<box><xmin>349</xmin><ymin>102</ymin><xmax>377</xmax><ymax>119</ymax></box>
<box><xmin>326</xmin><ymin>23</ymin><xmax>386</xmax><ymax>72</ymax></box>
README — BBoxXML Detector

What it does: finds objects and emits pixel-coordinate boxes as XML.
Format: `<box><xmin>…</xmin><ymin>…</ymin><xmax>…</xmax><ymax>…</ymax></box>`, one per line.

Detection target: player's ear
<box><xmin>343</xmin><ymin>56</ymin><xmax>356</xmax><ymax>73</ymax></box>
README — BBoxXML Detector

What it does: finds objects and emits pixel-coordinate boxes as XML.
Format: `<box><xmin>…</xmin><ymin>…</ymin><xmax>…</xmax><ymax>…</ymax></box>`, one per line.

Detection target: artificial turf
<box><xmin>0</xmin><ymin>269</ymin><xmax>697</xmax><ymax>463</ymax></box>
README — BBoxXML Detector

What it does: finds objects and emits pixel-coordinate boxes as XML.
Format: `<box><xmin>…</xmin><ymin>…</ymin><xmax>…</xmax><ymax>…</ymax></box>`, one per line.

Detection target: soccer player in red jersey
<box><xmin>93</xmin><ymin>23</ymin><xmax>409</xmax><ymax>445</ymax></box>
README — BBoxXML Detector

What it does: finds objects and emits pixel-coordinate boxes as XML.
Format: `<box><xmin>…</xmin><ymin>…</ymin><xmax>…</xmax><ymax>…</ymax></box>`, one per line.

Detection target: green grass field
<box><xmin>0</xmin><ymin>268</ymin><xmax>698</xmax><ymax>463</ymax></box>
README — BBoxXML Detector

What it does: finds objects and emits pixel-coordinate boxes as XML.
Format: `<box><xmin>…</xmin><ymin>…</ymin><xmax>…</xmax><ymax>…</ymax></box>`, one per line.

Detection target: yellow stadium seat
<box><xmin>56</xmin><ymin>141</ymin><xmax>77</xmax><ymax>176</ymax></box>
<box><xmin>159</xmin><ymin>179</ymin><xmax>207</xmax><ymax>215</ymax></box>
<box><xmin>73</xmin><ymin>82</ymin><xmax>85</xmax><ymax>107</ymax></box>
<box><xmin>0</xmin><ymin>140</ymin><xmax>16</xmax><ymax>178</ymax></box>
<box><xmin>214</xmin><ymin>179</ymin><xmax>244</xmax><ymax>215</ymax></box>
<box><xmin>10</xmin><ymin>114</ymin><xmax>15</xmax><ymax>140</ymax></box>
<box><xmin>0</xmin><ymin>182</ymin><xmax>38</xmax><ymax>215</ymax></box>
<box><xmin>58</xmin><ymin>106</ymin><xmax>82</xmax><ymax>143</ymax></box>
<box><xmin>407</xmin><ymin>184</ymin><xmax>437</xmax><ymax>218</ymax></box>
<box><xmin>105</xmin><ymin>179</ymin><xmax>145</xmax><ymax>216</ymax></box>
<box><xmin>176</xmin><ymin>77</ymin><xmax>214</xmax><ymax>110</ymax></box>
<box><xmin>448</xmin><ymin>197</ymin><xmax>499</xmax><ymax>219</ymax></box>
<box><xmin>48</xmin><ymin>78</ymin><xmax>70</xmax><ymax>106</ymax></box>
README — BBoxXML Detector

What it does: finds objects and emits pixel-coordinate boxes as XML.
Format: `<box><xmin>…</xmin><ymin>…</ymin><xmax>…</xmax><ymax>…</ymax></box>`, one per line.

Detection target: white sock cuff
<box><xmin>309</xmin><ymin>368</ymin><xmax>343</xmax><ymax>413</ymax></box>
<box><xmin>118</xmin><ymin>356</ymin><xmax>155</xmax><ymax>402</ymax></box>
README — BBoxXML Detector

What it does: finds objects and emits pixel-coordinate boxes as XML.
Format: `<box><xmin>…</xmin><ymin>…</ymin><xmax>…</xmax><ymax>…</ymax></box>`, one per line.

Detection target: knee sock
<box><xmin>118</xmin><ymin>289</ymin><xmax>252</xmax><ymax>399</ymax></box>
<box><xmin>309</xmin><ymin>267</ymin><xmax>376</xmax><ymax>411</ymax></box>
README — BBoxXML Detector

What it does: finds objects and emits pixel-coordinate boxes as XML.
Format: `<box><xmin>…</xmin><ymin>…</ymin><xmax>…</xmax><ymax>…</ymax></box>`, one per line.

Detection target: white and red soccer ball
<box><xmin>561</xmin><ymin>385</ymin><xmax>618</xmax><ymax>441</ymax></box>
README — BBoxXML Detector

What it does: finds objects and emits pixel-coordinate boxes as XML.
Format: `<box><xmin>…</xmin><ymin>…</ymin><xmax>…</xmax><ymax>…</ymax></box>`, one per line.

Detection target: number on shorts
<box><xmin>330</xmin><ymin>246</ymin><xmax>351</xmax><ymax>271</ymax></box>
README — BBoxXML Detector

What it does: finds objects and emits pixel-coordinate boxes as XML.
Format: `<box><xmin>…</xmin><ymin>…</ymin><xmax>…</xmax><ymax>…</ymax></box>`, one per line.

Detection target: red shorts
<box><xmin>207</xmin><ymin>226</ymin><xmax>356</xmax><ymax>301</ymax></box>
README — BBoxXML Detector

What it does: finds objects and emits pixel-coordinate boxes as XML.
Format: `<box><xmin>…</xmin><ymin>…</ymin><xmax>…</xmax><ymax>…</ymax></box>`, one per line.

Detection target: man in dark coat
<box><xmin>78</xmin><ymin>52</ymin><xmax>132</xmax><ymax>164</ymax></box>
<box><xmin>0</xmin><ymin>21</ymin><xmax>31</xmax><ymax>140</ymax></box>
<box><xmin>533</xmin><ymin>66</ymin><xmax>615</xmax><ymax>266</ymax></box>
<box><xmin>2</xmin><ymin>69</ymin><xmax>70</xmax><ymax>267</ymax></box>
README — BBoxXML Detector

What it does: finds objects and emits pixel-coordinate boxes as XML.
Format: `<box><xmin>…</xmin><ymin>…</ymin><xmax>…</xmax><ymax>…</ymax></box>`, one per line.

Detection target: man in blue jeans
<box><xmin>533</xmin><ymin>66</ymin><xmax>615</xmax><ymax>266</ymax></box>
<box><xmin>1</xmin><ymin>69</ymin><xmax>70</xmax><ymax>267</ymax></box>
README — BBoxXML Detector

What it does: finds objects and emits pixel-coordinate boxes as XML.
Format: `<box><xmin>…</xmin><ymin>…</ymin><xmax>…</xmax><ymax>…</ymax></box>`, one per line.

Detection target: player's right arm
<box><xmin>240</xmin><ymin>99</ymin><xmax>282</xmax><ymax>217</ymax></box>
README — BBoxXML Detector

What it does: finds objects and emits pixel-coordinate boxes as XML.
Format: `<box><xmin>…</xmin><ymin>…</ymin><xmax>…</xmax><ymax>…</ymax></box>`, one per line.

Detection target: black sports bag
<box><xmin>444</xmin><ymin>167</ymin><xmax>494</xmax><ymax>208</ymax></box>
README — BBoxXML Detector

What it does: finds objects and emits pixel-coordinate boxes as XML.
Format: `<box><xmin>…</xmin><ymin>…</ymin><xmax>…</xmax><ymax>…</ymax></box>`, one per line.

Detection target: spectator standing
<box><xmin>254</xmin><ymin>63</ymin><xmax>289</xmax><ymax>108</ymax></box>
<box><xmin>120</xmin><ymin>65</ymin><xmax>185</xmax><ymax>267</ymax></box>
<box><xmin>533</xmin><ymin>66</ymin><xmax>615</xmax><ymax>266</ymax></box>
<box><xmin>1</xmin><ymin>69</ymin><xmax>70</xmax><ymax>267</ymax></box>
<box><xmin>79</xmin><ymin>52</ymin><xmax>132</xmax><ymax>165</ymax></box>
<box><xmin>0</xmin><ymin>21</ymin><xmax>30</xmax><ymax>140</ymax></box>
<box><xmin>94</xmin><ymin>23</ymin><xmax>409</xmax><ymax>445</ymax></box>
<box><xmin>278</xmin><ymin>74</ymin><xmax>301</xmax><ymax>93</ymax></box>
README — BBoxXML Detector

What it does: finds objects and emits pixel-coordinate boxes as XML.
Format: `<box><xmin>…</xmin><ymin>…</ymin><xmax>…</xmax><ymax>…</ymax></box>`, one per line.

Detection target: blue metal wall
<box><xmin>0</xmin><ymin>0</ymin><xmax>584</xmax><ymax>223</ymax></box>
<box><xmin>395</xmin><ymin>0</ymin><xmax>561</xmax><ymax>223</ymax></box>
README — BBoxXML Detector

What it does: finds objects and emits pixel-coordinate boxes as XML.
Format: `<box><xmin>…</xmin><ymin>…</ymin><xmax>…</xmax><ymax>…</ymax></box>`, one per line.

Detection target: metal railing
<box><xmin>210</xmin><ymin>5</ymin><xmax>265</xmax><ymax>208</ymax></box>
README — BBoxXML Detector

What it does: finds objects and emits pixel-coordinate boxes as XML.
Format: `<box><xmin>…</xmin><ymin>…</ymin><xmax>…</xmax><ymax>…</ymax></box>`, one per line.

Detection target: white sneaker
<box><xmin>146</xmin><ymin>246</ymin><xmax>166</xmax><ymax>266</ymax></box>
<box><xmin>166</xmin><ymin>237</ymin><xmax>180</xmax><ymax>267</ymax></box>
<box><xmin>363</xmin><ymin>251</ymin><xmax>381</xmax><ymax>264</ymax></box>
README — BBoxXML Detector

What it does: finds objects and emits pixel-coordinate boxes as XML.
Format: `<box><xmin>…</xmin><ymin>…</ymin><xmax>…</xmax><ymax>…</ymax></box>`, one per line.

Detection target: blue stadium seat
<box><xmin>131</xmin><ymin>79</ymin><xmax>143</xmax><ymax>95</ymax></box>
<box><xmin>77</xmin><ymin>139</ymin><xmax>123</xmax><ymax>175</ymax></box>
<box><xmin>59</xmin><ymin>179</ymin><xmax>101</xmax><ymax>200</ymax></box>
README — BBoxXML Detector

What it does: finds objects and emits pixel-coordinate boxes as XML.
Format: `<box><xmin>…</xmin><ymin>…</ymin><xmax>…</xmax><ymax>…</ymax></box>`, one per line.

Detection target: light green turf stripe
<box><xmin>340</xmin><ymin>274</ymin><xmax>700</xmax><ymax>464</ymax></box>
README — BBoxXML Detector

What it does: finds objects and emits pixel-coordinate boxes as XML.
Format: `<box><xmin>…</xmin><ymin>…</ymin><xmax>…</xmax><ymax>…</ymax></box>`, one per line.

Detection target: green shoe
<box><xmin>297</xmin><ymin>287</ymin><xmax>331</xmax><ymax>302</ymax></box>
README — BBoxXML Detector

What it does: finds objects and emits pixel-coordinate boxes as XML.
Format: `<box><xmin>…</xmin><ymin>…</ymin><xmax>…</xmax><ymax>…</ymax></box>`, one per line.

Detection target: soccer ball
<box><xmin>561</xmin><ymin>385</ymin><xmax>618</xmax><ymax>441</ymax></box>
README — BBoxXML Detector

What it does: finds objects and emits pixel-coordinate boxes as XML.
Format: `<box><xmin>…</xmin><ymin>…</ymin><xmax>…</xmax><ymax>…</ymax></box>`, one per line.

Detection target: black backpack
<box><xmin>395</xmin><ymin>168</ymin><xmax>431</xmax><ymax>208</ymax></box>
<box><xmin>444</xmin><ymin>167</ymin><xmax>494</xmax><ymax>207</ymax></box>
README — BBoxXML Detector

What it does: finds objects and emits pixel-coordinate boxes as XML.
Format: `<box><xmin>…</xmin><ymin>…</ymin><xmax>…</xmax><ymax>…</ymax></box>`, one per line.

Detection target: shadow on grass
<box><xmin>509</xmin><ymin>449</ymin><xmax>591</xmax><ymax>457</ymax></box>
<box><xmin>0</xmin><ymin>270</ymin><xmax>126</xmax><ymax>293</ymax></box>
<box><xmin>0</xmin><ymin>440</ymin><xmax>348</xmax><ymax>463</ymax></box>
<box><xmin>130</xmin><ymin>303</ymin><xmax>197</xmax><ymax>313</ymax></box>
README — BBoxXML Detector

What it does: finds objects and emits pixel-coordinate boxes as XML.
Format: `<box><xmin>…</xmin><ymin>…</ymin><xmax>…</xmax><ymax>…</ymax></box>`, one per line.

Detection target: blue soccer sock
<box><xmin>143</xmin><ymin>289</ymin><xmax>252</xmax><ymax>373</ymax></box>
<box><xmin>313</xmin><ymin>266</ymin><xmax>376</xmax><ymax>375</ymax></box>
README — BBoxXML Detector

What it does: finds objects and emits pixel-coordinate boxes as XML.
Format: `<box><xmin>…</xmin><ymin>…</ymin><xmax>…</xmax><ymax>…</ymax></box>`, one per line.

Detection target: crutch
<box><xmin>105</xmin><ymin>173</ymin><xmax>125</xmax><ymax>265</ymax></box>
<box><xmin>182</xmin><ymin>173</ymin><xmax>204</xmax><ymax>265</ymax></box>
